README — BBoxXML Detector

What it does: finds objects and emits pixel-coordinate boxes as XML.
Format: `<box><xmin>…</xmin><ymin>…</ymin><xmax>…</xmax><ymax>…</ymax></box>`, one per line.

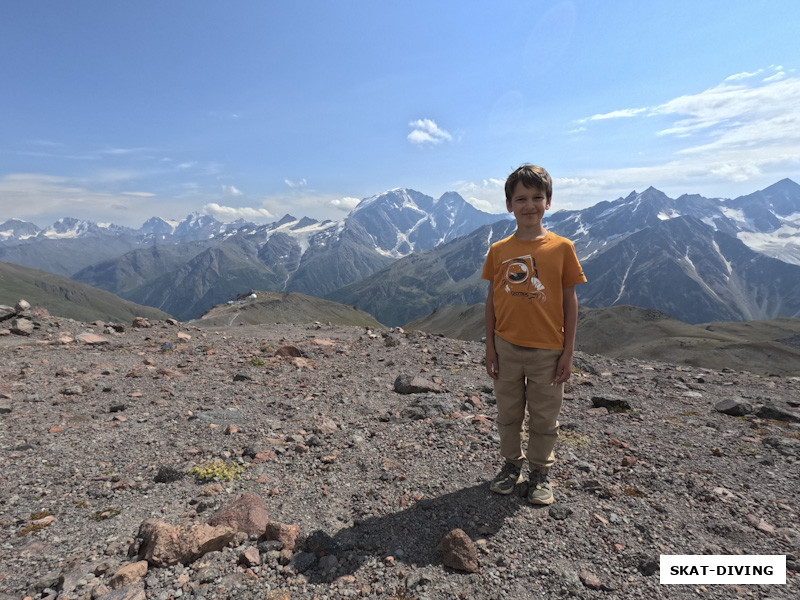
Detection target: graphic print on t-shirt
<box><xmin>501</xmin><ymin>254</ymin><xmax>546</xmax><ymax>303</ymax></box>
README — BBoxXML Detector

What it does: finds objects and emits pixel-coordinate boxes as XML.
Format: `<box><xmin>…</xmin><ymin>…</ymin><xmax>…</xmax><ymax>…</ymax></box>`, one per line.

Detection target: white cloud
<box><xmin>221</xmin><ymin>185</ymin><xmax>243</xmax><ymax>196</ymax></box>
<box><xmin>408</xmin><ymin>119</ymin><xmax>453</xmax><ymax>145</ymax></box>
<box><xmin>202</xmin><ymin>203</ymin><xmax>274</xmax><ymax>222</ymax></box>
<box><xmin>329</xmin><ymin>196</ymin><xmax>361</xmax><ymax>212</ymax></box>
<box><xmin>123</xmin><ymin>191</ymin><xmax>156</xmax><ymax>198</ymax></box>
<box><xmin>455</xmin><ymin>178</ymin><xmax>507</xmax><ymax>213</ymax></box>
<box><xmin>0</xmin><ymin>173</ymin><xmax>151</xmax><ymax>225</ymax></box>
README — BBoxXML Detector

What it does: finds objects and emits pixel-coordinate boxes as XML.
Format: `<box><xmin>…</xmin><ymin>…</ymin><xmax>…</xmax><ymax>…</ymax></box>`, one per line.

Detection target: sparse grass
<box><xmin>561</xmin><ymin>430</ymin><xmax>591</xmax><ymax>448</ymax></box>
<box><xmin>624</xmin><ymin>487</ymin><xmax>648</xmax><ymax>498</ymax></box>
<box><xmin>188</xmin><ymin>460</ymin><xmax>244</xmax><ymax>482</ymax></box>
<box><xmin>17</xmin><ymin>510</ymin><xmax>54</xmax><ymax>537</ymax></box>
<box><xmin>249</xmin><ymin>356</ymin><xmax>267</xmax><ymax>367</ymax></box>
<box><xmin>90</xmin><ymin>507</ymin><xmax>121</xmax><ymax>521</ymax></box>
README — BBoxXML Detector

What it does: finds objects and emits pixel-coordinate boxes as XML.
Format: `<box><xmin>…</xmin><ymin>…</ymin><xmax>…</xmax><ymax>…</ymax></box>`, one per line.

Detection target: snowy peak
<box><xmin>348</xmin><ymin>188</ymin><xmax>502</xmax><ymax>257</ymax></box>
<box><xmin>36</xmin><ymin>218</ymin><xmax>134</xmax><ymax>240</ymax></box>
<box><xmin>0</xmin><ymin>218</ymin><xmax>40</xmax><ymax>241</ymax></box>
<box><xmin>139</xmin><ymin>217</ymin><xmax>176</xmax><ymax>236</ymax></box>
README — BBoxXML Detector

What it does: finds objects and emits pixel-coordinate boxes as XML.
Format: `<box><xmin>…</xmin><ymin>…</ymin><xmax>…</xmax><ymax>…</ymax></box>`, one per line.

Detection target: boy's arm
<box><xmin>485</xmin><ymin>282</ymin><xmax>499</xmax><ymax>379</ymax></box>
<box><xmin>553</xmin><ymin>285</ymin><xmax>578</xmax><ymax>384</ymax></box>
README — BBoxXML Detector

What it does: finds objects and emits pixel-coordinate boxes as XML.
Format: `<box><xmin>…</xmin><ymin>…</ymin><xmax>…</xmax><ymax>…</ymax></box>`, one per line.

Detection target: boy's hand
<box><xmin>486</xmin><ymin>348</ymin><xmax>499</xmax><ymax>379</ymax></box>
<box><xmin>552</xmin><ymin>352</ymin><xmax>573</xmax><ymax>384</ymax></box>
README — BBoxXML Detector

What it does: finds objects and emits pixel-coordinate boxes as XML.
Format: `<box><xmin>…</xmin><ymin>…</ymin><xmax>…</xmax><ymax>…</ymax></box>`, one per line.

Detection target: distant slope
<box><xmin>404</xmin><ymin>303</ymin><xmax>800</xmax><ymax>376</ymax></box>
<box><xmin>327</xmin><ymin>220</ymin><xmax>513</xmax><ymax>326</ymax></box>
<box><xmin>405</xmin><ymin>304</ymin><xmax>486</xmax><ymax>342</ymax></box>
<box><xmin>193</xmin><ymin>290</ymin><xmax>383</xmax><ymax>328</ymax></box>
<box><xmin>0</xmin><ymin>261</ymin><xmax>173</xmax><ymax>323</ymax></box>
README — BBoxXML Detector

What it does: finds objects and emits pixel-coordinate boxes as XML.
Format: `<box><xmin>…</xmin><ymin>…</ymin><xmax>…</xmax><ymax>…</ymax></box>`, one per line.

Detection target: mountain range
<box><xmin>2</xmin><ymin>178</ymin><xmax>799</xmax><ymax>325</ymax></box>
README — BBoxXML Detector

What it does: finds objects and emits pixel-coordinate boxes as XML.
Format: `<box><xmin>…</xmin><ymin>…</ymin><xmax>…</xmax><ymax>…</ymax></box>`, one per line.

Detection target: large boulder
<box><xmin>137</xmin><ymin>518</ymin><xmax>235</xmax><ymax>567</ymax></box>
<box><xmin>207</xmin><ymin>492</ymin><xmax>269</xmax><ymax>536</ymax></box>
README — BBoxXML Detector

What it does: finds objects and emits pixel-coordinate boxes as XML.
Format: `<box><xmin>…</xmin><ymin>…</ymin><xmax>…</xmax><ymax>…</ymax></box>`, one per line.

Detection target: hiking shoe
<box><xmin>490</xmin><ymin>463</ymin><xmax>522</xmax><ymax>495</ymax></box>
<box><xmin>527</xmin><ymin>471</ymin><xmax>554</xmax><ymax>505</ymax></box>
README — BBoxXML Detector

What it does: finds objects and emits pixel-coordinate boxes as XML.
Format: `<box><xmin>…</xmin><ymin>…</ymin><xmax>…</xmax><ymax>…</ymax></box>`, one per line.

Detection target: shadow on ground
<box><xmin>298</xmin><ymin>481</ymin><xmax>530</xmax><ymax>583</ymax></box>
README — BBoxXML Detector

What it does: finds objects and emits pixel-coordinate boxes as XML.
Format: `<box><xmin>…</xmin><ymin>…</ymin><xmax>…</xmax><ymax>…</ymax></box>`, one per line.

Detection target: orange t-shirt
<box><xmin>481</xmin><ymin>231</ymin><xmax>586</xmax><ymax>350</ymax></box>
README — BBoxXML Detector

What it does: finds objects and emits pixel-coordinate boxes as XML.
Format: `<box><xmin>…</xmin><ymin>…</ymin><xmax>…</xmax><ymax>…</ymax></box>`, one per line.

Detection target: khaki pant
<box><xmin>493</xmin><ymin>335</ymin><xmax>563</xmax><ymax>472</ymax></box>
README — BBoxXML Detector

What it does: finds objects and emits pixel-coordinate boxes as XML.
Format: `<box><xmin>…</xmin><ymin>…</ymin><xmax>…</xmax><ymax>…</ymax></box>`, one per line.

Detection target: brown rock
<box><xmin>438</xmin><ymin>528</ymin><xmax>479</xmax><ymax>573</ymax></box>
<box><xmin>77</xmin><ymin>333</ymin><xmax>110</xmax><ymax>345</ymax></box>
<box><xmin>275</xmin><ymin>345</ymin><xmax>303</xmax><ymax>358</ymax></box>
<box><xmin>108</xmin><ymin>560</ymin><xmax>148</xmax><ymax>589</ymax></box>
<box><xmin>180</xmin><ymin>523</ymin><xmax>236</xmax><ymax>562</ymax></box>
<box><xmin>239</xmin><ymin>546</ymin><xmax>260</xmax><ymax>567</ymax></box>
<box><xmin>137</xmin><ymin>519</ymin><xmax>183</xmax><ymax>567</ymax></box>
<box><xmin>313</xmin><ymin>416</ymin><xmax>339</xmax><ymax>435</ymax></box>
<box><xmin>93</xmin><ymin>583</ymin><xmax>146</xmax><ymax>600</ymax></box>
<box><xmin>131</xmin><ymin>317</ymin><xmax>151</xmax><ymax>328</ymax></box>
<box><xmin>265</xmin><ymin>591</ymin><xmax>291</xmax><ymax>600</ymax></box>
<box><xmin>207</xmin><ymin>492</ymin><xmax>268</xmax><ymax>536</ymax></box>
<box><xmin>264</xmin><ymin>520</ymin><xmax>301</xmax><ymax>550</ymax></box>
<box><xmin>137</xmin><ymin>518</ymin><xmax>235</xmax><ymax>567</ymax></box>
<box><xmin>579</xmin><ymin>568</ymin><xmax>603</xmax><ymax>590</ymax></box>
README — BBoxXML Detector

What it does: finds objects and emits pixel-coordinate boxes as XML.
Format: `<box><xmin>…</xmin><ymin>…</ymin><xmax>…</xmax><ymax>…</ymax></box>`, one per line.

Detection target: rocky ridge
<box><xmin>0</xmin><ymin>310</ymin><xmax>799</xmax><ymax>599</ymax></box>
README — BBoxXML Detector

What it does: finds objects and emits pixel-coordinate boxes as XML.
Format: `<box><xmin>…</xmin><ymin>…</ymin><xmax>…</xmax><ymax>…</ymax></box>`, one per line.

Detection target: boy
<box><xmin>481</xmin><ymin>164</ymin><xmax>586</xmax><ymax>505</ymax></box>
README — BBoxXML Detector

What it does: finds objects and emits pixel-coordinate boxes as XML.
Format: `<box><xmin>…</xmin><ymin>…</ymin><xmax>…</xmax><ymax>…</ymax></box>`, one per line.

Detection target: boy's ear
<box><xmin>505</xmin><ymin>199</ymin><xmax>513</xmax><ymax>213</ymax></box>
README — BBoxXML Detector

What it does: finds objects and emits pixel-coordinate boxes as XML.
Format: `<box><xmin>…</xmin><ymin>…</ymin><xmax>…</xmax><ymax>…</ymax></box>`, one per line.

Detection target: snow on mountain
<box><xmin>0</xmin><ymin>218</ymin><xmax>40</xmax><ymax>241</ymax></box>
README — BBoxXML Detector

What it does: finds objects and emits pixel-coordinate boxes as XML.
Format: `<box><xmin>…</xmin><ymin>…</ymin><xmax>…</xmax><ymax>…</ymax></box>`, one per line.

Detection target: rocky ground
<box><xmin>0</xmin><ymin>313</ymin><xmax>798</xmax><ymax>600</ymax></box>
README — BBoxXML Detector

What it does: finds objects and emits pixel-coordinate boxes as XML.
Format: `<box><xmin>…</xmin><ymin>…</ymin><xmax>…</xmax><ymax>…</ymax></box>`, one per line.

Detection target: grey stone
<box><xmin>756</xmin><ymin>403</ymin><xmax>800</xmax><ymax>422</ymax></box>
<box><xmin>715</xmin><ymin>397</ymin><xmax>753</xmax><ymax>416</ymax></box>
<box><xmin>591</xmin><ymin>395</ymin><xmax>632</xmax><ymax>412</ymax></box>
<box><xmin>10</xmin><ymin>318</ymin><xmax>34</xmax><ymax>336</ymax></box>
<box><xmin>290</xmin><ymin>551</ymin><xmax>317</xmax><ymax>573</ymax></box>
<box><xmin>394</xmin><ymin>375</ymin><xmax>443</xmax><ymax>394</ymax></box>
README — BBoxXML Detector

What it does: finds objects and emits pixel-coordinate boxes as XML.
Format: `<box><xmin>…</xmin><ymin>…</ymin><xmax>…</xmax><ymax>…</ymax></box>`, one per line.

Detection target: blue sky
<box><xmin>1</xmin><ymin>0</ymin><xmax>799</xmax><ymax>227</ymax></box>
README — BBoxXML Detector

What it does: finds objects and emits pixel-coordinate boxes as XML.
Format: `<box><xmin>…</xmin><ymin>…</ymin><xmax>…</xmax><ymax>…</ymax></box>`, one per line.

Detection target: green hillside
<box><xmin>0</xmin><ymin>261</ymin><xmax>173</xmax><ymax>323</ymax></box>
<box><xmin>405</xmin><ymin>303</ymin><xmax>800</xmax><ymax>376</ymax></box>
<box><xmin>193</xmin><ymin>290</ymin><xmax>383</xmax><ymax>328</ymax></box>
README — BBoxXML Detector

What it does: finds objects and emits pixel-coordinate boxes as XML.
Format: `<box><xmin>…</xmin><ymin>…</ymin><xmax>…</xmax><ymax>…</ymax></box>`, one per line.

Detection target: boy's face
<box><xmin>506</xmin><ymin>182</ymin><xmax>551</xmax><ymax>227</ymax></box>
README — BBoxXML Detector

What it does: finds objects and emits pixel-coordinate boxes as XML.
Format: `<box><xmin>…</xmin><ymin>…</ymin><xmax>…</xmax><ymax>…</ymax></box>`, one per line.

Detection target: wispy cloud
<box><xmin>408</xmin><ymin>119</ymin><xmax>453</xmax><ymax>145</ymax></box>
<box><xmin>221</xmin><ymin>185</ymin><xmax>243</xmax><ymax>196</ymax></box>
<box><xmin>284</xmin><ymin>178</ymin><xmax>308</xmax><ymax>189</ymax></box>
<box><xmin>579</xmin><ymin>107</ymin><xmax>647</xmax><ymax>123</ymax></box>
<box><xmin>567</xmin><ymin>66</ymin><xmax>800</xmax><ymax>201</ymax></box>
<box><xmin>725</xmin><ymin>69</ymin><xmax>764</xmax><ymax>82</ymax></box>
<box><xmin>202</xmin><ymin>203</ymin><xmax>273</xmax><ymax>222</ymax></box>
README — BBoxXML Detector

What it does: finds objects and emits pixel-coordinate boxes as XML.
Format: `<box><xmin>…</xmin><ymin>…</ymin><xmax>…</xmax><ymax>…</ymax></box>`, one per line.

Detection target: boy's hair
<box><xmin>505</xmin><ymin>164</ymin><xmax>553</xmax><ymax>201</ymax></box>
